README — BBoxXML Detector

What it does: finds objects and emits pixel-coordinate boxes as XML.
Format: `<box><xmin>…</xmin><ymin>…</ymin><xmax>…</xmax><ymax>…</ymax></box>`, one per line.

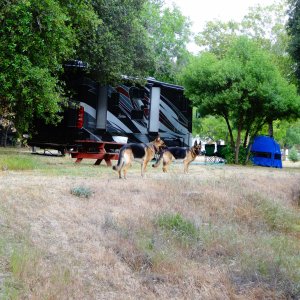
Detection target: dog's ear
<box><xmin>156</xmin><ymin>135</ymin><xmax>160</xmax><ymax>141</ymax></box>
<box><xmin>194</xmin><ymin>140</ymin><xmax>198</xmax><ymax>146</ymax></box>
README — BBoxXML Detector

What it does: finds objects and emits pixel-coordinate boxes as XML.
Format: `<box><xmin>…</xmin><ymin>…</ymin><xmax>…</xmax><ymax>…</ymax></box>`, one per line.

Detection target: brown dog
<box><xmin>112</xmin><ymin>136</ymin><xmax>165</xmax><ymax>179</ymax></box>
<box><xmin>152</xmin><ymin>141</ymin><xmax>201</xmax><ymax>173</ymax></box>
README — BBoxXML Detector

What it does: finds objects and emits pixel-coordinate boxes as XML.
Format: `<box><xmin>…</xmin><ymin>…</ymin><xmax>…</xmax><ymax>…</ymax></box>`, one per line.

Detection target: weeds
<box><xmin>1</xmin><ymin>148</ymin><xmax>300</xmax><ymax>298</ymax></box>
<box><xmin>156</xmin><ymin>213</ymin><xmax>198</xmax><ymax>246</ymax></box>
<box><xmin>257</xmin><ymin>198</ymin><xmax>300</xmax><ymax>233</ymax></box>
<box><xmin>70</xmin><ymin>186</ymin><xmax>93</xmax><ymax>198</ymax></box>
<box><xmin>0</xmin><ymin>237</ymin><xmax>40</xmax><ymax>299</ymax></box>
<box><xmin>0</xmin><ymin>155</ymin><xmax>37</xmax><ymax>171</ymax></box>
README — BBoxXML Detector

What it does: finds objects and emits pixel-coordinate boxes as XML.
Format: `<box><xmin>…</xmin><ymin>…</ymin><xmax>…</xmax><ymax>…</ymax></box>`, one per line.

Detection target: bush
<box><xmin>223</xmin><ymin>145</ymin><xmax>248</xmax><ymax>164</ymax></box>
<box><xmin>288</xmin><ymin>147</ymin><xmax>299</xmax><ymax>162</ymax></box>
<box><xmin>70</xmin><ymin>186</ymin><xmax>92</xmax><ymax>198</ymax></box>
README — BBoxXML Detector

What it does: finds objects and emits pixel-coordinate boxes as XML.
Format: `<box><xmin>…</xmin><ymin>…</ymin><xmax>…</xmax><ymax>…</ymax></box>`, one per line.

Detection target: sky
<box><xmin>164</xmin><ymin>0</ymin><xmax>279</xmax><ymax>52</ymax></box>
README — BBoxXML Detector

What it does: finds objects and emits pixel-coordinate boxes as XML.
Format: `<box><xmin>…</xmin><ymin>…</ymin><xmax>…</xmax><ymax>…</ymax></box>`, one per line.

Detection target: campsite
<box><xmin>0</xmin><ymin>149</ymin><xmax>300</xmax><ymax>299</ymax></box>
<box><xmin>1</xmin><ymin>0</ymin><xmax>300</xmax><ymax>299</ymax></box>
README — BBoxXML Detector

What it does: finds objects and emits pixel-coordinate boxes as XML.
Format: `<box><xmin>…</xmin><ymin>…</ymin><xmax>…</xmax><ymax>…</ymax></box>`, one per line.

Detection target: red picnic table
<box><xmin>70</xmin><ymin>140</ymin><xmax>124</xmax><ymax>166</ymax></box>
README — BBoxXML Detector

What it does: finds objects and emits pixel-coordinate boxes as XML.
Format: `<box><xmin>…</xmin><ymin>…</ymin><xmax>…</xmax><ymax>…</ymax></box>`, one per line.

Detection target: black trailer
<box><xmin>28</xmin><ymin>62</ymin><xmax>193</xmax><ymax>155</ymax></box>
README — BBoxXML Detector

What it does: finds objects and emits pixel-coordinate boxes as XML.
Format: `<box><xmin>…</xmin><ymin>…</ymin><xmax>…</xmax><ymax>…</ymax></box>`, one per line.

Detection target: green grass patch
<box><xmin>258</xmin><ymin>199</ymin><xmax>300</xmax><ymax>233</ymax></box>
<box><xmin>0</xmin><ymin>148</ymin><xmax>112</xmax><ymax>176</ymax></box>
<box><xmin>238</xmin><ymin>235</ymin><xmax>300</xmax><ymax>298</ymax></box>
<box><xmin>0</xmin><ymin>155</ymin><xmax>38</xmax><ymax>171</ymax></box>
<box><xmin>70</xmin><ymin>185</ymin><xmax>93</xmax><ymax>198</ymax></box>
<box><xmin>156</xmin><ymin>213</ymin><xmax>198</xmax><ymax>245</ymax></box>
<box><xmin>0</xmin><ymin>234</ymin><xmax>39</xmax><ymax>299</ymax></box>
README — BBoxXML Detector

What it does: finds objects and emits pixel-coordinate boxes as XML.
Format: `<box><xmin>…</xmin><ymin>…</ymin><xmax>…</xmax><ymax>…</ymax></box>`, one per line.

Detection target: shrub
<box><xmin>223</xmin><ymin>145</ymin><xmax>248</xmax><ymax>164</ymax></box>
<box><xmin>70</xmin><ymin>186</ymin><xmax>92</xmax><ymax>198</ymax></box>
<box><xmin>288</xmin><ymin>147</ymin><xmax>299</xmax><ymax>162</ymax></box>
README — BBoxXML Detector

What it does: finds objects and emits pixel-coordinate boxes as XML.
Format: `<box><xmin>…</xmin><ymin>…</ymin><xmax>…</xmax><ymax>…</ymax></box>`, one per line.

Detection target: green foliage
<box><xmin>196</xmin><ymin>1</ymin><xmax>294</xmax><ymax>81</ymax></box>
<box><xmin>259</xmin><ymin>119</ymin><xmax>300</xmax><ymax>148</ymax></box>
<box><xmin>181</xmin><ymin>36</ymin><xmax>300</xmax><ymax>163</ymax></box>
<box><xmin>286</xmin><ymin>120</ymin><xmax>300</xmax><ymax>147</ymax></box>
<box><xmin>0</xmin><ymin>0</ymin><xmax>75</xmax><ymax>132</ymax></box>
<box><xmin>287</xmin><ymin>0</ymin><xmax>300</xmax><ymax>83</ymax></box>
<box><xmin>156</xmin><ymin>213</ymin><xmax>198</xmax><ymax>241</ymax></box>
<box><xmin>194</xmin><ymin>115</ymin><xmax>229</xmax><ymax>142</ymax></box>
<box><xmin>288</xmin><ymin>147</ymin><xmax>299</xmax><ymax>162</ymax></box>
<box><xmin>76</xmin><ymin>0</ymin><xmax>153</xmax><ymax>83</ymax></box>
<box><xmin>1</xmin><ymin>0</ymin><xmax>177</xmax><ymax>133</ymax></box>
<box><xmin>141</xmin><ymin>1</ymin><xmax>192</xmax><ymax>83</ymax></box>
<box><xmin>222</xmin><ymin>145</ymin><xmax>248</xmax><ymax>165</ymax></box>
<box><xmin>70</xmin><ymin>186</ymin><xmax>92</xmax><ymax>198</ymax></box>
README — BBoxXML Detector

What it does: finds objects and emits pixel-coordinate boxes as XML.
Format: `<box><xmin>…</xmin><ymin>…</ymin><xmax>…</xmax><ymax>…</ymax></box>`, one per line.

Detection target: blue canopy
<box><xmin>250</xmin><ymin>136</ymin><xmax>282</xmax><ymax>168</ymax></box>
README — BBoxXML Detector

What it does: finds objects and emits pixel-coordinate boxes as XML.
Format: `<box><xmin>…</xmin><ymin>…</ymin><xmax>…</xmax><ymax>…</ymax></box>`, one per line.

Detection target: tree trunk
<box><xmin>245</xmin><ymin>143</ymin><xmax>252</xmax><ymax>164</ymax></box>
<box><xmin>235</xmin><ymin>118</ymin><xmax>243</xmax><ymax>164</ymax></box>
<box><xmin>223</xmin><ymin>114</ymin><xmax>235</xmax><ymax>148</ymax></box>
<box><xmin>243</xmin><ymin>125</ymin><xmax>250</xmax><ymax>148</ymax></box>
<box><xmin>268</xmin><ymin>120</ymin><xmax>273</xmax><ymax>137</ymax></box>
<box><xmin>3</xmin><ymin>126</ymin><xmax>9</xmax><ymax>147</ymax></box>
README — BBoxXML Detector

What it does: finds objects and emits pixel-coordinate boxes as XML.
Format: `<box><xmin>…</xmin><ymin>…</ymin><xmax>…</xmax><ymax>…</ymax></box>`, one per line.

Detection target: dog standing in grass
<box><xmin>112</xmin><ymin>136</ymin><xmax>165</xmax><ymax>179</ymax></box>
<box><xmin>152</xmin><ymin>140</ymin><xmax>201</xmax><ymax>173</ymax></box>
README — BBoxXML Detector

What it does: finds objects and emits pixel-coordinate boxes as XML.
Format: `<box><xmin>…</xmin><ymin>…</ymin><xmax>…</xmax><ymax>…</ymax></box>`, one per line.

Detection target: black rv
<box><xmin>28</xmin><ymin>61</ymin><xmax>193</xmax><ymax>153</ymax></box>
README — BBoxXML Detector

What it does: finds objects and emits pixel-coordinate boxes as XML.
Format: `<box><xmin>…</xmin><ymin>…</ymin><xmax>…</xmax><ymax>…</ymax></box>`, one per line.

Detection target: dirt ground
<box><xmin>0</xmin><ymin>153</ymin><xmax>300</xmax><ymax>299</ymax></box>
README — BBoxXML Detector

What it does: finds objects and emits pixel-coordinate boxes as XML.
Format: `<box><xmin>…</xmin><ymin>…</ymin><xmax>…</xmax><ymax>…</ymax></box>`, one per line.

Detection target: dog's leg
<box><xmin>183</xmin><ymin>159</ymin><xmax>189</xmax><ymax>173</ymax></box>
<box><xmin>162</xmin><ymin>154</ymin><xmax>172</xmax><ymax>173</ymax></box>
<box><xmin>162</xmin><ymin>160</ymin><xmax>168</xmax><ymax>172</ymax></box>
<box><xmin>141</xmin><ymin>160</ymin><xmax>149</xmax><ymax>178</ymax></box>
<box><xmin>123</xmin><ymin>167</ymin><xmax>128</xmax><ymax>179</ymax></box>
<box><xmin>184</xmin><ymin>157</ymin><xmax>195</xmax><ymax>173</ymax></box>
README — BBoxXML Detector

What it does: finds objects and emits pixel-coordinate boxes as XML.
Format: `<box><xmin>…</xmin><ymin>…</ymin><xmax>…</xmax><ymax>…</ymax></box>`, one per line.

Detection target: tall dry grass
<box><xmin>0</xmin><ymin>148</ymin><xmax>299</xmax><ymax>299</ymax></box>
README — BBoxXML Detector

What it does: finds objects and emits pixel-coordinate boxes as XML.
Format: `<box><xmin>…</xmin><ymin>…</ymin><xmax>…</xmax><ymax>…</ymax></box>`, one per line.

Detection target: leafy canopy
<box><xmin>181</xmin><ymin>36</ymin><xmax>300</xmax><ymax>163</ymax></box>
<box><xmin>0</xmin><ymin>0</ymin><xmax>75</xmax><ymax>131</ymax></box>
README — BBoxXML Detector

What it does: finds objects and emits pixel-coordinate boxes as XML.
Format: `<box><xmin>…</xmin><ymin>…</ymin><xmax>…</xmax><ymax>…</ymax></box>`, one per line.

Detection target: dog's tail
<box><xmin>152</xmin><ymin>151</ymin><xmax>164</xmax><ymax>168</ymax></box>
<box><xmin>112</xmin><ymin>148</ymin><xmax>125</xmax><ymax>171</ymax></box>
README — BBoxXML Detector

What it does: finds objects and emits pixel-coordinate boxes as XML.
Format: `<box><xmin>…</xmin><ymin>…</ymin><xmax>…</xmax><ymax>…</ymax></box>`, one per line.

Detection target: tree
<box><xmin>195</xmin><ymin>1</ymin><xmax>296</xmax><ymax>137</ymax></box>
<box><xmin>193</xmin><ymin>115</ymin><xmax>228</xmax><ymax>143</ymax></box>
<box><xmin>196</xmin><ymin>1</ymin><xmax>289</xmax><ymax>61</ymax></box>
<box><xmin>196</xmin><ymin>7</ymin><xmax>292</xmax><ymax>87</ymax></box>
<box><xmin>71</xmin><ymin>0</ymin><xmax>154</xmax><ymax>84</ymax></box>
<box><xmin>288</xmin><ymin>147</ymin><xmax>299</xmax><ymax>162</ymax></box>
<box><xmin>0</xmin><ymin>0</ymin><xmax>75</xmax><ymax>134</ymax></box>
<box><xmin>0</xmin><ymin>0</ymin><xmax>156</xmax><ymax>136</ymax></box>
<box><xmin>141</xmin><ymin>0</ymin><xmax>192</xmax><ymax>83</ymax></box>
<box><xmin>287</xmin><ymin>0</ymin><xmax>300</xmax><ymax>83</ymax></box>
<box><xmin>181</xmin><ymin>37</ymin><xmax>300</xmax><ymax>164</ymax></box>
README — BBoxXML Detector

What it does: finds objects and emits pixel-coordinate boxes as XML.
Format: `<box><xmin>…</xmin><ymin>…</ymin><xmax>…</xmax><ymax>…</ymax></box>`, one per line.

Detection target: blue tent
<box><xmin>250</xmin><ymin>136</ymin><xmax>282</xmax><ymax>168</ymax></box>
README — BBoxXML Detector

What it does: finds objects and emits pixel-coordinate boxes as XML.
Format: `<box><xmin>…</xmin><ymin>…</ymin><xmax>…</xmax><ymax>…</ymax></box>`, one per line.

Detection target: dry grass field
<box><xmin>0</xmin><ymin>148</ymin><xmax>300</xmax><ymax>299</ymax></box>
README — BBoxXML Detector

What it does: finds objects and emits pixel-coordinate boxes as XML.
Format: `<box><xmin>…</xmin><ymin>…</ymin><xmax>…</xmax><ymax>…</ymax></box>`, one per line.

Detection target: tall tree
<box><xmin>287</xmin><ymin>0</ymin><xmax>300</xmax><ymax>83</ymax></box>
<box><xmin>195</xmin><ymin>1</ymin><xmax>296</xmax><ymax>137</ymax></box>
<box><xmin>196</xmin><ymin>1</ymin><xmax>289</xmax><ymax>61</ymax></box>
<box><xmin>181</xmin><ymin>37</ymin><xmax>300</xmax><ymax>164</ymax></box>
<box><xmin>72</xmin><ymin>0</ymin><xmax>153</xmax><ymax>83</ymax></box>
<box><xmin>0</xmin><ymin>0</ymin><xmax>155</xmax><ymax>135</ymax></box>
<box><xmin>141</xmin><ymin>0</ymin><xmax>192</xmax><ymax>83</ymax></box>
<box><xmin>0</xmin><ymin>0</ymin><xmax>75</xmax><ymax>133</ymax></box>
